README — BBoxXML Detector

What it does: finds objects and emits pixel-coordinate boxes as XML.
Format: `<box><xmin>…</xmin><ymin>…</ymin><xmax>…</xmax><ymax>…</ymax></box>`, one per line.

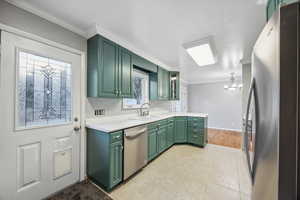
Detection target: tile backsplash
<box><xmin>85</xmin><ymin>81</ymin><xmax>188</xmax><ymax>118</ymax></box>
<box><xmin>85</xmin><ymin>98</ymin><xmax>176</xmax><ymax>118</ymax></box>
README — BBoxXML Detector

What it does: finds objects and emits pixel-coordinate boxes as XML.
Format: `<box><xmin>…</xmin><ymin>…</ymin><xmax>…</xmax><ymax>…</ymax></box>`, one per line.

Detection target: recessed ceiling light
<box><xmin>183</xmin><ymin>36</ymin><xmax>218</xmax><ymax>67</ymax></box>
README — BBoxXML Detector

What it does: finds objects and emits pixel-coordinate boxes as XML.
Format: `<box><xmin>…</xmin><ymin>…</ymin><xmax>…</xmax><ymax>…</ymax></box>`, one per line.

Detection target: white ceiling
<box><xmin>7</xmin><ymin>0</ymin><xmax>266</xmax><ymax>84</ymax></box>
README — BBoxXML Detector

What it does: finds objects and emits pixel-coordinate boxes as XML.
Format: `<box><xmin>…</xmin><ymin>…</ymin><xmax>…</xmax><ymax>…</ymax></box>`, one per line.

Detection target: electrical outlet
<box><xmin>94</xmin><ymin>109</ymin><xmax>105</xmax><ymax>116</ymax></box>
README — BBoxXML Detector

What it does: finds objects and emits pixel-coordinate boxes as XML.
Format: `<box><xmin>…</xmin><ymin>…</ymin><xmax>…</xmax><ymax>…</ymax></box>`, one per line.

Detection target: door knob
<box><xmin>74</xmin><ymin>126</ymin><xmax>81</xmax><ymax>131</ymax></box>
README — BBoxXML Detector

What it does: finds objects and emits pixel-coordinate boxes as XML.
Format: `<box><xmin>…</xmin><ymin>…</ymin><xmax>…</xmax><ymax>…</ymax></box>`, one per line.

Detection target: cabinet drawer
<box><xmin>188</xmin><ymin>127</ymin><xmax>204</xmax><ymax>135</ymax></box>
<box><xmin>110</xmin><ymin>131</ymin><xmax>123</xmax><ymax>143</ymax></box>
<box><xmin>168</xmin><ymin>117</ymin><xmax>175</xmax><ymax>124</ymax></box>
<box><xmin>148</xmin><ymin>128</ymin><xmax>157</xmax><ymax>135</ymax></box>
<box><xmin>188</xmin><ymin>119</ymin><xmax>204</xmax><ymax>127</ymax></box>
<box><xmin>188</xmin><ymin>117</ymin><xmax>204</xmax><ymax>123</ymax></box>
<box><xmin>188</xmin><ymin>133</ymin><xmax>203</xmax><ymax>146</ymax></box>
<box><xmin>157</xmin><ymin>119</ymin><xmax>168</xmax><ymax>127</ymax></box>
<box><xmin>175</xmin><ymin>116</ymin><xmax>187</xmax><ymax>121</ymax></box>
<box><xmin>148</xmin><ymin>122</ymin><xmax>159</xmax><ymax>130</ymax></box>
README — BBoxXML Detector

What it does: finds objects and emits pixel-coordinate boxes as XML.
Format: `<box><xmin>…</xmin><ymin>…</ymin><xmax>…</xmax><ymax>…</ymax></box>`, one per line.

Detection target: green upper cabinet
<box><xmin>158</xmin><ymin>67</ymin><xmax>170</xmax><ymax>100</ymax></box>
<box><xmin>174</xmin><ymin>117</ymin><xmax>188</xmax><ymax>143</ymax></box>
<box><xmin>132</xmin><ymin>54</ymin><xmax>157</xmax><ymax>73</ymax></box>
<box><xmin>169</xmin><ymin>71</ymin><xmax>180</xmax><ymax>100</ymax></box>
<box><xmin>266</xmin><ymin>0</ymin><xmax>298</xmax><ymax>21</ymax></box>
<box><xmin>87</xmin><ymin>34</ymin><xmax>133</xmax><ymax>98</ymax></box>
<box><xmin>118</xmin><ymin>47</ymin><xmax>133</xmax><ymax>98</ymax></box>
<box><xmin>149</xmin><ymin>72</ymin><xmax>158</xmax><ymax>101</ymax></box>
<box><xmin>266</xmin><ymin>0</ymin><xmax>277</xmax><ymax>21</ymax></box>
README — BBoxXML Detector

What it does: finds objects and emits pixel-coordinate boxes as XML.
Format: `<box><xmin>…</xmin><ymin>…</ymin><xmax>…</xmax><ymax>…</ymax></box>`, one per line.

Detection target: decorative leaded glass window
<box><xmin>16</xmin><ymin>50</ymin><xmax>72</xmax><ymax>129</ymax></box>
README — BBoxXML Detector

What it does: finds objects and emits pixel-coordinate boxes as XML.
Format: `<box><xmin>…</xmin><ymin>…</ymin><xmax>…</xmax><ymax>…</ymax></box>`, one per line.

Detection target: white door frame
<box><xmin>0</xmin><ymin>23</ymin><xmax>87</xmax><ymax>182</ymax></box>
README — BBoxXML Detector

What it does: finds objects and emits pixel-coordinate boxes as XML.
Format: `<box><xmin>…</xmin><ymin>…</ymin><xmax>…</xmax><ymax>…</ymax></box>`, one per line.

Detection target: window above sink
<box><xmin>123</xmin><ymin>69</ymin><xmax>149</xmax><ymax>109</ymax></box>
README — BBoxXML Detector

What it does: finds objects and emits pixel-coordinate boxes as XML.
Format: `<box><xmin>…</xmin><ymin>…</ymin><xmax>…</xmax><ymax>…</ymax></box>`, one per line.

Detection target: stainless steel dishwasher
<box><xmin>124</xmin><ymin>125</ymin><xmax>148</xmax><ymax>180</ymax></box>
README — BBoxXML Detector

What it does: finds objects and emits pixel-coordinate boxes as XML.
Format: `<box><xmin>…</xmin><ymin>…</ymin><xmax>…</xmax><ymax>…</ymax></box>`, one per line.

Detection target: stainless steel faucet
<box><xmin>139</xmin><ymin>102</ymin><xmax>150</xmax><ymax>116</ymax></box>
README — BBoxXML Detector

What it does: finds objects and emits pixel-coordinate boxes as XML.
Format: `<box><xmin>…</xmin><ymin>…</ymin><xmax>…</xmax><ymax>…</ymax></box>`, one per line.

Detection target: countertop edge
<box><xmin>85</xmin><ymin>113</ymin><xmax>208</xmax><ymax>133</ymax></box>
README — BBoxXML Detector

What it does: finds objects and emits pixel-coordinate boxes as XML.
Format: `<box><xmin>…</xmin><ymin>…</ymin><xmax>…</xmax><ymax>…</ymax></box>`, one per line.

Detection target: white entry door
<box><xmin>0</xmin><ymin>31</ymin><xmax>82</xmax><ymax>200</ymax></box>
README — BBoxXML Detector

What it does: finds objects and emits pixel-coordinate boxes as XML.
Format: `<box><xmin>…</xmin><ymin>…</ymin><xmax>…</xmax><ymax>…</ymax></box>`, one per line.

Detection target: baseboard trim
<box><xmin>208</xmin><ymin>127</ymin><xmax>242</xmax><ymax>132</ymax></box>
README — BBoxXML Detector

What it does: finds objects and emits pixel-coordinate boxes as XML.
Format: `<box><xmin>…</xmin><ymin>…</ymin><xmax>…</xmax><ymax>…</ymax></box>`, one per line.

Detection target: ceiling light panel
<box><xmin>183</xmin><ymin>36</ymin><xmax>218</xmax><ymax>67</ymax></box>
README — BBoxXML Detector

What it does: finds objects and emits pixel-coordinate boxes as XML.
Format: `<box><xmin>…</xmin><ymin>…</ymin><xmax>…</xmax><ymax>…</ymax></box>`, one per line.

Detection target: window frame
<box><xmin>122</xmin><ymin>69</ymin><xmax>149</xmax><ymax>110</ymax></box>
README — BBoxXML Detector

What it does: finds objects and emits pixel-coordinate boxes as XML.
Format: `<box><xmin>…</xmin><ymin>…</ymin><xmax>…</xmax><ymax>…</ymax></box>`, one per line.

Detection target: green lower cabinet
<box><xmin>187</xmin><ymin>117</ymin><xmax>208</xmax><ymax>147</ymax></box>
<box><xmin>148</xmin><ymin>128</ymin><xmax>158</xmax><ymax>161</ymax></box>
<box><xmin>87</xmin><ymin>129</ymin><xmax>123</xmax><ymax>191</ymax></box>
<box><xmin>187</xmin><ymin>128</ymin><xmax>204</xmax><ymax>146</ymax></box>
<box><xmin>174</xmin><ymin>117</ymin><xmax>187</xmax><ymax>143</ymax></box>
<box><xmin>167</xmin><ymin>120</ymin><xmax>175</xmax><ymax>148</ymax></box>
<box><xmin>157</xmin><ymin>126</ymin><xmax>167</xmax><ymax>153</ymax></box>
<box><xmin>87</xmin><ymin>116</ymin><xmax>208</xmax><ymax>192</ymax></box>
<box><xmin>110</xmin><ymin>140</ymin><xmax>123</xmax><ymax>187</ymax></box>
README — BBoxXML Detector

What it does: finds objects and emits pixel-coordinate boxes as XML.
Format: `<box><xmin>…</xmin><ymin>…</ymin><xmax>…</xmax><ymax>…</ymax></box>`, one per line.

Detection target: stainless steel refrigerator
<box><xmin>244</xmin><ymin>2</ymin><xmax>299</xmax><ymax>200</ymax></box>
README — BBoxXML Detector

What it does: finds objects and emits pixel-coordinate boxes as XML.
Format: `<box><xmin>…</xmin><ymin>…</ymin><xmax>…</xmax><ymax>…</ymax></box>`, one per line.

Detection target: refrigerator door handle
<box><xmin>244</xmin><ymin>79</ymin><xmax>255</xmax><ymax>181</ymax></box>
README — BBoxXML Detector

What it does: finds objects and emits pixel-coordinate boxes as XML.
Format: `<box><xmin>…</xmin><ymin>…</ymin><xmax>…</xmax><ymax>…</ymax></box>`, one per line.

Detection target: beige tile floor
<box><xmin>110</xmin><ymin>144</ymin><xmax>252</xmax><ymax>200</ymax></box>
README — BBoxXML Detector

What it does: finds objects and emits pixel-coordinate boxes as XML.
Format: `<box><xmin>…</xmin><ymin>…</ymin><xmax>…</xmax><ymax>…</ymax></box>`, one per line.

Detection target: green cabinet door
<box><xmin>118</xmin><ymin>48</ymin><xmax>133</xmax><ymax>98</ymax></box>
<box><xmin>167</xmin><ymin>122</ymin><xmax>174</xmax><ymax>148</ymax></box>
<box><xmin>174</xmin><ymin>117</ymin><xmax>187</xmax><ymax>143</ymax></box>
<box><xmin>149</xmin><ymin>72</ymin><xmax>158</xmax><ymax>101</ymax></box>
<box><xmin>99</xmin><ymin>38</ymin><xmax>119</xmax><ymax>97</ymax></box>
<box><xmin>87</xmin><ymin>34</ymin><xmax>133</xmax><ymax>98</ymax></box>
<box><xmin>163</xmin><ymin>70</ymin><xmax>170</xmax><ymax>99</ymax></box>
<box><xmin>148</xmin><ymin>129</ymin><xmax>158</xmax><ymax>161</ymax></box>
<box><xmin>158</xmin><ymin>67</ymin><xmax>170</xmax><ymax>100</ymax></box>
<box><xmin>87</xmin><ymin>129</ymin><xmax>123</xmax><ymax>191</ymax></box>
<box><xmin>157</xmin><ymin>126</ymin><xmax>167</xmax><ymax>153</ymax></box>
<box><xmin>169</xmin><ymin>72</ymin><xmax>180</xmax><ymax>100</ymax></box>
<box><xmin>266</xmin><ymin>0</ymin><xmax>277</xmax><ymax>21</ymax></box>
<box><xmin>110</xmin><ymin>140</ymin><xmax>123</xmax><ymax>188</ymax></box>
<box><xmin>187</xmin><ymin>127</ymin><xmax>204</xmax><ymax>146</ymax></box>
<box><xmin>157</xmin><ymin>67</ymin><xmax>163</xmax><ymax>99</ymax></box>
<box><xmin>187</xmin><ymin>117</ymin><xmax>208</xmax><ymax>147</ymax></box>
<box><xmin>87</xmin><ymin>35</ymin><xmax>119</xmax><ymax>98</ymax></box>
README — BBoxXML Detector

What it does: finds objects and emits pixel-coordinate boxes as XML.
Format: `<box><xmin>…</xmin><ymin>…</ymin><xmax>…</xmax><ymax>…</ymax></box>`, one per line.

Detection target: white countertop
<box><xmin>85</xmin><ymin>112</ymin><xmax>208</xmax><ymax>133</ymax></box>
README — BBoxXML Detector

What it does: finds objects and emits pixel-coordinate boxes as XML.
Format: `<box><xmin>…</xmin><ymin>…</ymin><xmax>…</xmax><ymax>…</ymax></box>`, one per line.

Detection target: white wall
<box><xmin>188</xmin><ymin>81</ymin><xmax>242</xmax><ymax>131</ymax></box>
<box><xmin>0</xmin><ymin>0</ymin><xmax>86</xmax><ymax>51</ymax></box>
<box><xmin>242</xmin><ymin>63</ymin><xmax>252</xmax><ymax>116</ymax></box>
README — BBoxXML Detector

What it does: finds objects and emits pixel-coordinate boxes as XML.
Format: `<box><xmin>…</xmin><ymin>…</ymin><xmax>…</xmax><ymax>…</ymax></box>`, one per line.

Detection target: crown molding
<box><xmin>88</xmin><ymin>24</ymin><xmax>178</xmax><ymax>72</ymax></box>
<box><xmin>5</xmin><ymin>0</ymin><xmax>179</xmax><ymax>72</ymax></box>
<box><xmin>5</xmin><ymin>0</ymin><xmax>88</xmax><ymax>38</ymax></box>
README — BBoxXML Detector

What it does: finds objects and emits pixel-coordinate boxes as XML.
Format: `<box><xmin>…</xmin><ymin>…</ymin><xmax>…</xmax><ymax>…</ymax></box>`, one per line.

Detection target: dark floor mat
<box><xmin>45</xmin><ymin>181</ymin><xmax>113</xmax><ymax>200</ymax></box>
